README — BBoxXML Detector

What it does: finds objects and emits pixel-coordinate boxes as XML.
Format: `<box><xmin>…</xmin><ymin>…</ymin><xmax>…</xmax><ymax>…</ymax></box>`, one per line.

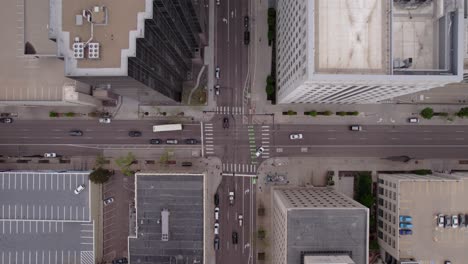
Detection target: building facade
<box><xmin>276</xmin><ymin>0</ymin><xmax>464</xmax><ymax>104</ymax></box>
<box><xmin>272</xmin><ymin>187</ymin><xmax>369</xmax><ymax>264</ymax></box>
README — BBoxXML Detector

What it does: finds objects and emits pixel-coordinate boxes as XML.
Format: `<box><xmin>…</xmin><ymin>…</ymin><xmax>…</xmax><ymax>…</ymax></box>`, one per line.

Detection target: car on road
<box><xmin>452</xmin><ymin>215</ymin><xmax>459</xmax><ymax>228</ymax></box>
<box><xmin>185</xmin><ymin>138</ymin><xmax>198</xmax><ymax>144</ymax></box>
<box><xmin>99</xmin><ymin>118</ymin><xmax>111</xmax><ymax>123</ymax></box>
<box><xmin>128</xmin><ymin>131</ymin><xmax>142</xmax><ymax>137</ymax></box>
<box><xmin>214</xmin><ymin>207</ymin><xmax>219</xmax><ymax>220</ymax></box>
<box><xmin>459</xmin><ymin>214</ymin><xmax>465</xmax><ymax>228</ymax></box>
<box><xmin>350</xmin><ymin>125</ymin><xmax>362</xmax><ymax>131</ymax></box>
<box><xmin>166</xmin><ymin>139</ymin><xmax>178</xmax><ymax>144</ymax></box>
<box><xmin>437</xmin><ymin>214</ymin><xmax>445</xmax><ymax>227</ymax></box>
<box><xmin>445</xmin><ymin>215</ymin><xmax>452</xmax><ymax>228</ymax></box>
<box><xmin>214</xmin><ymin>236</ymin><xmax>220</xmax><ymax>250</ymax></box>
<box><xmin>229</xmin><ymin>191</ymin><xmax>235</xmax><ymax>205</ymax></box>
<box><xmin>408</xmin><ymin>117</ymin><xmax>419</xmax><ymax>123</ymax></box>
<box><xmin>181</xmin><ymin>161</ymin><xmax>192</xmax><ymax>167</ymax></box>
<box><xmin>399</xmin><ymin>215</ymin><xmax>412</xmax><ymax>222</ymax></box>
<box><xmin>244</xmin><ymin>16</ymin><xmax>249</xmax><ymax>28</ymax></box>
<box><xmin>69</xmin><ymin>130</ymin><xmax>83</xmax><ymax>136</ymax></box>
<box><xmin>112</xmin><ymin>258</ymin><xmax>128</xmax><ymax>264</ymax></box>
<box><xmin>103</xmin><ymin>197</ymin><xmax>114</xmax><ymax>206</ymax></box>
<box><xmin>399</xmin><ymin>222</ymin><xmax>413</xmax><ymax>229</ymax></box>
<box><xmin>74</xmin><ymin>184</ymin><xmax>85</xmax><ymax>194</ymax></box>
<box><xmin>399</xmin><ymin>229</ymin><xmax>412</xmax><ymax>235</ymax></box>
<box><xmin>216</xmin><ymin>0</ymin><xmax>220</xmax><ymax>6</ymax></box>
<box><xmin>223</xmin><ymin>117</ymin><xmax>229</xmax><ymax>129</ymax></box>
<box><xmin>215</xmin><ymin>66</ymin><xmax>220</xmax><ymax>79</ymax></box>
<box><xmin>44</xmin><ymin>153</ymin><xmax>57</xmax><ymax>158</ymax></box>
<box><xmin>0</xmin><ymin>118</ymin><xmax>13</xmax><ymax>123</ymax></box>
<box><xmin>255</xmin><ymin>146</ymin><xmax>265</xmax><ymax>157</ymax></box>
<box><xmin>244</xmin><ymin>31</ymin><xmax>250</xmax><ymax>45</ymax></box>
<box><xmin>232</xmin><ymin>231</ymin><xmax>238</xmax><ymax>244</ymax></box>
<box><xmin>214</xmin><ymin>222</ymin><xmax>219</xmax><ymax>235</ymax></box>
<box><xmin>214</xmin><ymin>193</ymin><xmax>220</xmax><ymax>206</ymax></box>
<box><xmin>150</xmin><ymin>139</ymin><xmax>162</xmax><ymax>144</ymax></box>
<box><xmin>289</xmin><ymin>133</ymin><xmax>303</xmax><ymax>140</ymax></box>
<box><xmin>238</xmin><ymin>214</ymin><xmax>243</xmax><ymax>226</ymax></box>
<box><xmin>215</xmin><ymin>84</ymin><xmax>220</xmax><ymax>95</ymax></box>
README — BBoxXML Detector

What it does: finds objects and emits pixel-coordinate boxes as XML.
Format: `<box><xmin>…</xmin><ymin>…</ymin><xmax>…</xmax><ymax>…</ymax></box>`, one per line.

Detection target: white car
<box><xmin>350</xmin><ymin>125</ymin><xmax>362</xmax><ymax>131</ymax></box>
<box><xmin>215</xmin><ymin>66</ymin><xmax>220</xmax><ymax>79</ymax></box>
<box><xmin>74</xmin><ymin>184</ymin><xmax>85</xmax><ymax>194</ymax></box>
<box><xmin>215</xmin><ymin>84</ymin><xmax>220</xmax><ymax>95</ymax></box>
<box><xmin>99</xmin><ymin>118</ymin><xmax>111</xmax><ymax>123</ymax></box>
<box><xmin>103</xmin><ymin>197</ymin><xmax>114</xmax><ymax>206</ymax></box>
<box><xmin>229</xmin><ymin>191</ymin><xmax>235</xmax><ymax>205</ymax></box>
<box><xmin>437</xmin><ymin>214</ymin><xmax>445</xmax><ymax>227</ymax></box>
<box><xmin>214</xmin><ymin>207</ymin><xmax>220</xmax><ymax>220</ymax></box>
<box><xmin>216</xmin><ymin>0</ymin><xmax>220</xmax><ymax>6</ymax></box>
<box><xmin>452</xmin><ymin>215</ymin><xmax>459</xmax><ymax>228</ymax></box>
<box><xmin>214</xmin><ymin>222</ymin><xmax>219</xmax><ymax>235</ymax></box>
<box><xmin>408</xmin><ymin>117</ymin><xmax>419</xmax><ymax>123</ymax></box>
<box><xmin>238</xmin><ymin>214</ymin><xmax>243</xmax><ymax>226</ymax></box>
<box><xmin>289</xmin><ymin>133</ymin><xmax>303</xmax><ymax>140</ymax></box>
<box><xmin>44</xmin><ymin>153</ymin><xmax>57</xmax><ymax>158</ymax></box>
<box><xmin>255</xmin><ymin>146</ymin><xmax>265</xmax><ymax>157</ymax></box>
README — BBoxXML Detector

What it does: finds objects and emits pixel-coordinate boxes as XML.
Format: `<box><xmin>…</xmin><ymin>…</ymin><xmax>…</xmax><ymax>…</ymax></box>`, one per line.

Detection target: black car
<box><xmin>223</xmin><ymin>117</ymin><xmax>229</xmax><ymax>129</ymax></box>
<box><xmin>244</xmin><ymin>31</ymin><xmax>250</xmax><ymax>45</ymax></box>
<box><xmin>214</xmin><ymin>193</ymin><xmax>220</xmax><ymax>206</ymax></box>
<box><xmin>69</xmin><ymin>130</ymin><xmax>83</xmax><ymax>136</ymax></box>
<box><xmin>112</xmin><ymin>258</ymin><xmax>128</xmax><ymax>264</ymax></box>
<box><xmin>185</xmin><ymin>138</ymin><xmax>198</xmax><ymax>144</ymax></box>
<box><xmin>0</xmin><ymin>118</ymin><xmax>13</xmax><ymax>123</ymax></box>
<box><xmin>232</xmin><ymin>231</ymin><xmax>238</xmax><ymax>244</ymax></box>
<box><xmin>214</xmin><ymin>236</ymin><xmax>220</xmax><ymax>250</ymax></box>
<box><xmin>150</xmin><ymin>139</ymin><xmax>162</xmax><ymax>144</ymax></box>
<box><xmin>181</xmin><ymin>161</ymin><xmax>193</xmax><ymax>167</ymax></box>
<box><xmin>129</xmin><ymin>131</ymin><xmax>142</xmax><ymax>137</ymax></box>
<box><xmin>244</xmin><ymin>16</ymin><xmax>249</xmax><ymax>28</ymax></box>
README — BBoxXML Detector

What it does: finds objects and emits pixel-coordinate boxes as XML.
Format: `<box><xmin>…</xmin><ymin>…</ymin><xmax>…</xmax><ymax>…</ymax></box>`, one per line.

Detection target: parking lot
<box><xmin>0</xmin><ymin>171</ymin><xmax>94</xmax><ymax>264</ymax></box>
<box><xmin>0</xmin><ymin>172</ymin><xmax>90</xmax><ymax>221</ymax></box>
<box><xmin>398</xmin><ymin>178</ymin><xmax>468</xmax><ymax>263</ymax></box>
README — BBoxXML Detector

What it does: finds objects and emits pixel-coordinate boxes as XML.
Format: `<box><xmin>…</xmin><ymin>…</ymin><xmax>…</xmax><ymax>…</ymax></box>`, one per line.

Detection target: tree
<box><xmin>65</xmin><ymin>112</ymin><xmax>75</xmax><ymax>117</ymax></box>
<box><xmin>323</xmin><ymin>110</ymin><xmax>333</xmax><ymax>116</ymax></box>
<box><xmin>336</xmin><ymin>111</ymin><xmax>346</xmax><ymax>116</ymax></box>
<box><xmin>95</xmin><ymin>155</ymin><xmax>107</xmax><ymax>168</ymax></box>
<box><xmin>457</xmin><ymin>107</ymin><xmax>468</xmax><ymax>118</ymax></box>
<box><xmin>308</xmin><ymin>110</ymin><xmax>317</xmax><ymax>117</ymax></box>
<box><xmin>116</xmin><ymin>152</ymin><xmax>136</xmax><ymax>176</ymax></box>
<box><xmin>348</xmin><ymin>111</ymin><xmax>359</xmax><ymax>116</ymax></box>
<box><xmin>49</xmin><ymin>111</ymin><xmax>59</xmax><ymax>117</ymax></box>
<box><xmin>420</xmin><ymin>107</ymin><xmax>434</xmax><ymax>119</ymax></box>
<box><xmin>267</xmin><ymin>29</ymin><xmax>275</xmax><ymax>43</ymax></box>
<box><xmin>89</xmin><ymin>168</ymin><xmax>112</xmax><ymax>184</ymax></box>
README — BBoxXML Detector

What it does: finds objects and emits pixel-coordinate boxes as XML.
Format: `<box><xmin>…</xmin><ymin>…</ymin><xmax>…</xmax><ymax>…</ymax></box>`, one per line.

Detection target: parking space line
<box><xmin>32</xmin><ymin>175</ymin><xmax>34</xmax><ymax>190</ymax></box>
<box><xmin>50</xmin><ymin>174</ymin><xmax>53</xmax><ymax>191</ymax></box>
<box><xmin>83</xmin><ymin>207</ymin><xmax>85</xmax><ymax>220</ymax></box>
<box><xmin>45</xmin><ymin>174</ymin><xmax>47</xmax><ymax>191</ymax></box>
<box><xmin>8</xmin><ymin>174</ymin><xmax>10</xmax><ymax>189</ymax></box>
<box><xmin>38</xmin><ymin>174</ymin><xmax>40</xmax><ymax>190</ymax></box>
<box><xmin>2</xmin><ymin>174</ymin><xmax>3</xmax><ymax>189</ymax></box>
<box><xmin>61</xmin><ymin>222</ymin><xmax>63</xmax><ymax>232</ymax></box>
<box><xmin>20</xmin><ymin>174</ymin><xmax>22</xmax><ymax>190</ymax></box>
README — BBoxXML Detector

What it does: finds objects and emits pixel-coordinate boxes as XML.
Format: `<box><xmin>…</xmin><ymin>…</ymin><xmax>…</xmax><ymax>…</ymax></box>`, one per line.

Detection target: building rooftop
<box><xmin>129</xmin><ymin>173</ymin><xmax>204</xmax><ymax>264</ymax></box>
<box><xmin>275</xmin><ymin>187</ymin><xmax>364</xmax><ymax>208</ymax></box>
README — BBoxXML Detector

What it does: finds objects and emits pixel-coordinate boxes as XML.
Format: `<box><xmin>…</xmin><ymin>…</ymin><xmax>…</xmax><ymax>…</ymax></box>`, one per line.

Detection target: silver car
<box><xmin>255</xmin><ymin>146</ymin><xmax>265</xmax><ymax>157</ymax></box>
<box><xmin>74</xmin><ymin>184</ymin><xmax>85</xmax><ymax>194</ymax></box>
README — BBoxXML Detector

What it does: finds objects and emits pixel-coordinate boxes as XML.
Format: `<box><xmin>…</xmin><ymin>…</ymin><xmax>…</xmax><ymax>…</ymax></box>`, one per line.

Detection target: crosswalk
<box><xmin>216</xmin><ymin>106</ymin><xmax>244</xmax><ymax>115</ymax></box>
<box><xmin>259</xmin><ymin>125</ymin><xmax>271</xmax><ymax>159</ymax></box>
<box><xmin>222</xmin><ymin>163</ymin><xmax>257</xmax><ymax>173</ymax></box>
<box><xmin>203</xmin><ymin>123</ymin><xmax>215</xmax><ymax>156</ymax></box>
<box><xmin>249</xmin><ymin>125</ymin><xmax>271</xmax><ymax>161</ymax></box>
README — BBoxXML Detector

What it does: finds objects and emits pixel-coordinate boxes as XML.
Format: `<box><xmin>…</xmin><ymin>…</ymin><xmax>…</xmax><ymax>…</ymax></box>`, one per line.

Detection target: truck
<box><xmin>152</xmin><ymin>124</ymin><xmax>183</xmax><ymax>133</ymax></box>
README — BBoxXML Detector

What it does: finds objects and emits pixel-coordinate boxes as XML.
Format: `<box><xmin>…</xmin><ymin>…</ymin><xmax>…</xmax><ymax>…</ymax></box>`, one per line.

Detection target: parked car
<box><xmin>216</xmin><ymin>0</ymin><xmax>220</xmax><ymax>6</ymax></box>
<box><xmin>445</xmin><ymin>215</ymin><xmax>452</xmax><ymax>228</ymax></box>
<box><xmin>215</xmin><ymin>66</ymin><xmax>220</xmax><ymax>79</ymax></box>
<box><xmin>185</xmin><ymin>138</ymin><xmax>198</xmax><ymax>144</ymax></box>
<box><xmin>350</xmin><ymin>125</ymin><xmax>362</xmax><ymax>131</ymax></box>
<box><xmin>238</xmin><ymin>214</ymin><xmax>243</xmax><ymax>227</ymax></box>
<box><xmin>465</xmin><ymin>214</ymin><xmax>468</xmax><ymax>227</ymax></box>
<box><xmin>128</xmin><ymin>131</ymin><xmax>142</xmax><ymax>137</ymax></box>
<box><xmin>255</xmin><ymin>146</ymin><xmax>265</xmax><ymax>157</ymax></box>
<box><xmin>408</xmin><ymin>117</ymin><xmax>419</xmax><ymax>123</ymax></box>
<box><xmin>289</xmin><ymin>133</ymin><xmax>303</xmax><ymax>140</ymax></box>
<box><xmin>214</xmin><ymin>207</ymin><xmax>220</xmax><ymax>220</ymax></box>
<box><xmin>244</xmin><ymin>31</ymin><xmax>250</xmax><ymax>45</ymax></box>
<box><xmin>399</xmin><ymin>229</ymin><xmax>413</xmax><ymax>235</ymax></box>
<box><xmin>99</xmin><ymin>118</ymin><xmax>111</xmax><ymax>123</ymax></box>
<box><xmin>229</xmin><ymin>191</ymin><xmax>235</xmax><ymax>205</ymax></box>
<box><xmin>437</xmin><ymin>214</ymin><xmax>445</xmax><ymax>227</ymax></box>
<box><xmin>223</xmin><ymin>117</ymin><xmax>229</xmax><ymax>129</ymax></box>
<box><xmin>74</xmin><ymin>184</ymin><xmax>85</xmax><ymax>194</ymax></box>
<box><xmin>112</xmin><ymin>258</ymin><xmax>128</xmax><ymax>264</ymax></box>
<box><xmin>69</xmin><ymin>130</ymin><xmax>83</xmax><ymax>136</ymax></box>
<box><xmin>0</xmin><ymin>118</ymin><xmax>13</xmax><ymax>123</ymax></box>
<box><xmin>232</xmin><ymin>231</ymin><xmax>238</xmax><ymax>244</ymax></box>
<box><xmin>459</xmin><ymin>214</ymin><xmax>466</xmax><ymax>228</ymax></box>
<box><xmin>452</xmin><ymin>215</ymin><xmax>459</xmax><ymax>228</ymax></box>
<box><xmin>444</xmin><ymin>261</ymin><xmax>452</xmax><ymax>264</ymax></box>
<box><xmin>399</xmin><ymin>222</ymin><xmax>413</xmax><ymax>229</ymax></box>
<box><xmin>215</xmin><ymin>84</ymin><xmax>220</xmax><ymax>95</ymax></box>
<box><xmin>166</xmin><ymin>139</ymin><xmax>178</xmax><ymax>144</ymax></box>
<box><xmin>150</xmin><ymin>139</ymin><xmax>162</xmax><ymax>144</ymax></box>
<box><xmin>44</xmin><ymin>153</ymin><xmax>57</xmax><ymax>158</ymax></box>
<box><xmin>214</xmin><ymin>236</ymin><xmax>220</xmax><ymax>250</ymax></box>
<box><xmin>181</xmin><ymin>162</ymin><xmax>192</xmax><ymax>167</ymax></box>
<box><xmin>214</xmin><ymin>193</ymin><xmax>220</xmax><ymax>206</ymax></box>
<box><xmin>103</xmin><ymin>197</ymin><xmax>114</xmax><ymax>206</ymax></box>
<box><xmin>214</xmin><ymin>222</ymin><xmax>219</xmax><ymax>235</ymax></box>
<box><xmin>244</xmin><ymin>16</ymin><xmax>249</xmax><ymax>28</ymax></box>
<box><xmin>399</xmin><ymin>215</ymin><xmax>412</xmax><ymax>222</ymax></box>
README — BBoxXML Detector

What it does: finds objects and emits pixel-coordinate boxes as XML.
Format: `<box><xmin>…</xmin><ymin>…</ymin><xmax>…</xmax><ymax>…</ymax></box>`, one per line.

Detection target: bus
<box><xmin>152</xmin><ymin>124</ymin><xmax>183</xmax><ymax>132</ymax></box>
<box><xmin>161</xmin><ymin>208</ymin><xmax>170</xmax><ymax>241</ymax></box>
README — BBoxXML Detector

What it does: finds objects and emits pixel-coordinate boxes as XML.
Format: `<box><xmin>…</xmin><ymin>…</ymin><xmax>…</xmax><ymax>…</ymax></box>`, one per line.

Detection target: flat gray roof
<box><xmin>129</xmin><ymin>174</ymin><xmax>204</xmax><ymax>264</ymax></box>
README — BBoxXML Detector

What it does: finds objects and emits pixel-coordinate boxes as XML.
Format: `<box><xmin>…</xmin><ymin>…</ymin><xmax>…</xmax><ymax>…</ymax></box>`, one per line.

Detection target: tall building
<box><xmin>49</xmin><ymin>0</ymin><xmax>202</xmax><ymax>103</ymax></box>
<box><xmin>276</xmin><ymin>0</ymin><xmax>464</xmax><ymax>104</ymax></box>
<box><xmin>271</xmin><ymin>187</ymin><xmax>369</xmax><ymax>264</ymax></box>
<box><xmin>377</xmin><ymin>173</ymin><xmax>468</xmax><ymax>264</ymax></box>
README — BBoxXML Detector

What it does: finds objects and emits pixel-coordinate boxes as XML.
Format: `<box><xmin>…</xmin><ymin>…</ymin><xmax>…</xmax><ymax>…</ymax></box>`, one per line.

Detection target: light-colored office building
<box><xmin>276</xmin><ymin>0</ymin><xmax>464</xmax><ymax>104</ymax></box>
<box><xmin>377</xmin><ymin>172</ymin><xmax>468</xmax><ymax>264</ymax></box>
<box><xmin>271</xmin><ymin>187</ymin><xmax>369</xmax><ymax>264</ymax></box>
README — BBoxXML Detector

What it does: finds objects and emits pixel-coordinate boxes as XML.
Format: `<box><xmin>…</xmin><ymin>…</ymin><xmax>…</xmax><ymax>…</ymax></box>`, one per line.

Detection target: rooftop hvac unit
<box><xmin>88</xmin><ymin>43</ymin><xmax>100</xmax><ymax>59</ymax></box>
<box><xmin>72</xmin><ymin>42</ymin><xmax>84</xmax><ymax>59</ymax></box>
